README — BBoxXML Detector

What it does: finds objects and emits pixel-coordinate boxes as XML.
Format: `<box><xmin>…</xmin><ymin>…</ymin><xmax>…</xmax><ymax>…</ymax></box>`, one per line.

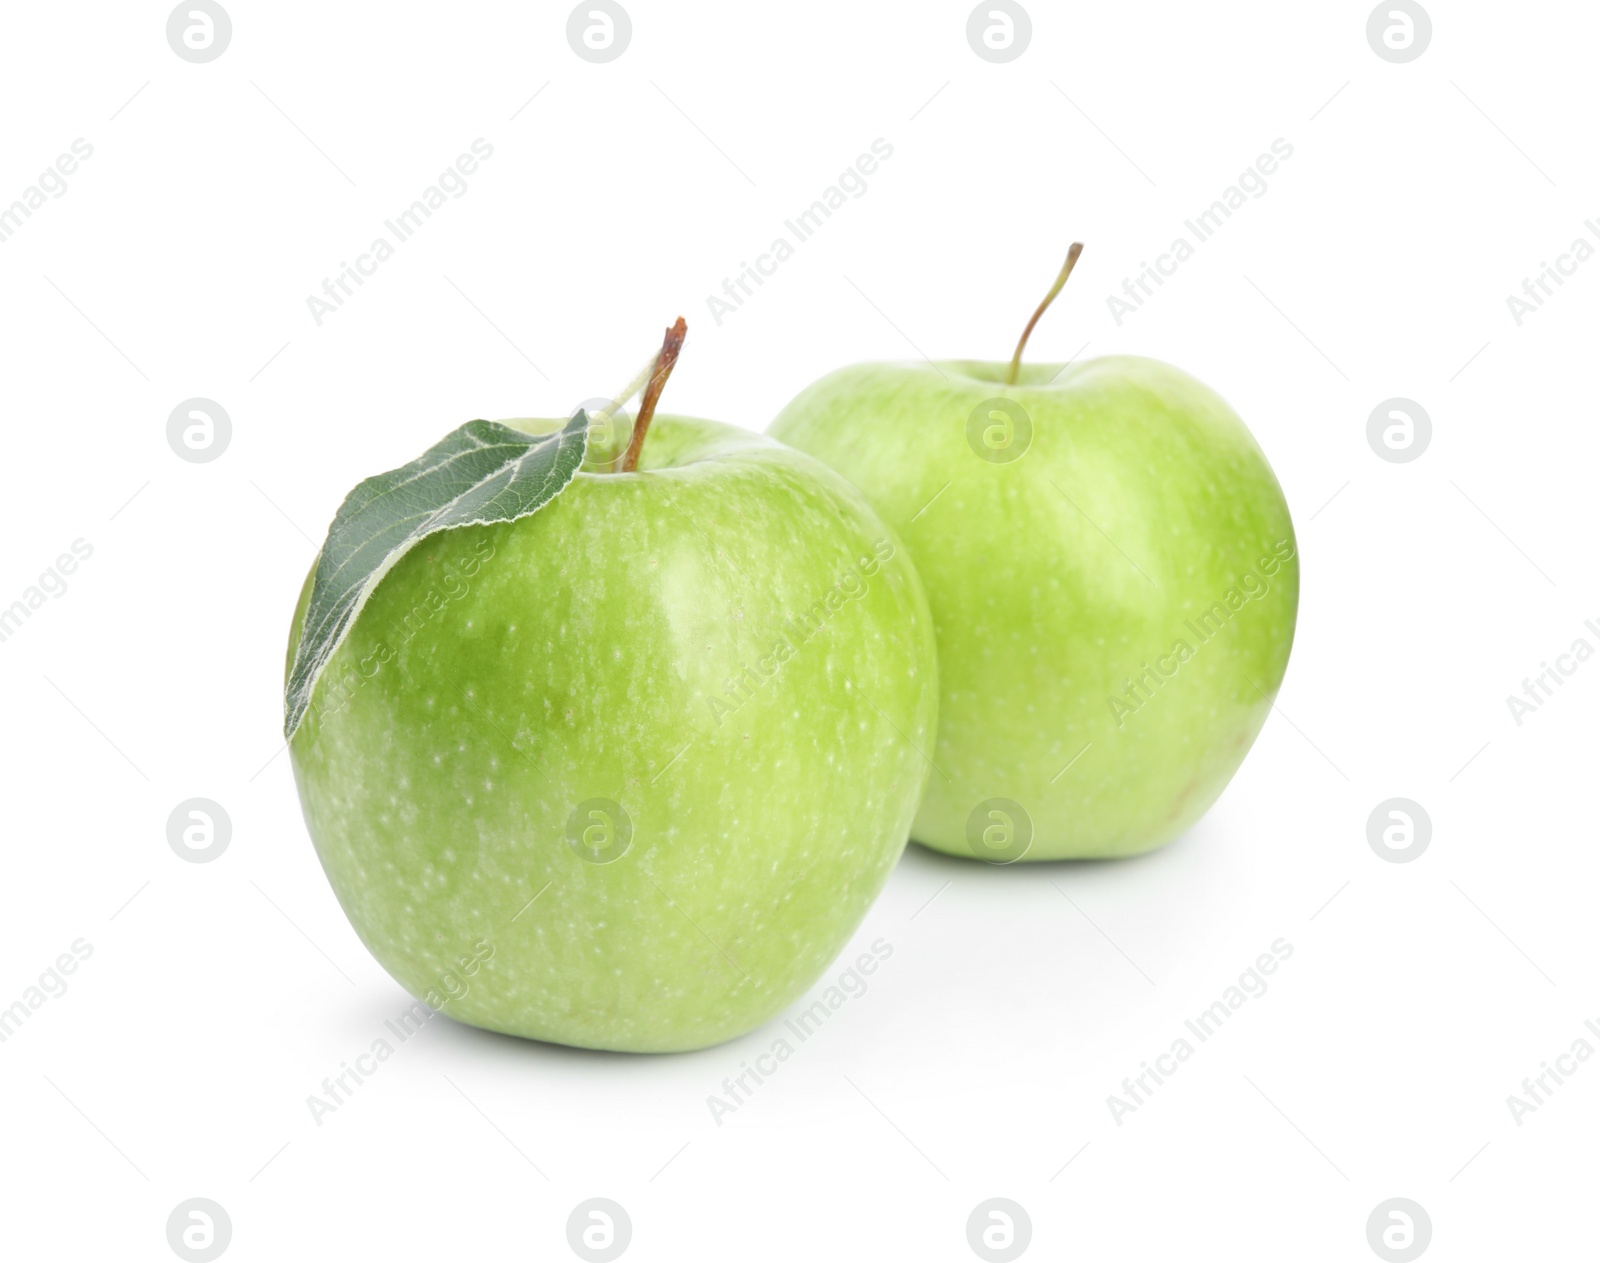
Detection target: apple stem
<box><xmin>619</xmin><ymin>317</ymin><xmax>687</xmax><ymax>474</ymax></box>
<box><xmin>590</xmin><ymin>359</ymin><xmax>656</xmax><ymax>443</ymax></box>
<box><xmin>1006</xmin><ymin>242</ymin><xmax>1083</xmax><ymax>386</ymax></box>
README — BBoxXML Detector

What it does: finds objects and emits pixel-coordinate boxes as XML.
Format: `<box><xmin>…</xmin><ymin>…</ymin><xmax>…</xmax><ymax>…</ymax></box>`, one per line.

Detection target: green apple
<box><xmin>285</xmin><ymin>335</ymin><xmax>936</xmax><ymax>1052</ymax></box>
<box><xmin>770</xmin><ymin>249</ymin><xmax>1297</xmax><ymax>861</ymax></box>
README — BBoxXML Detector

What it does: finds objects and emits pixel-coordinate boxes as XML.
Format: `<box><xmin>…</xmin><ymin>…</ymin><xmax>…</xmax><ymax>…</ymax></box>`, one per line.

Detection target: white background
<box><xmin>1</xmin><ymin>1</ymin><xmax>1595</xmax><ymax>1259</ymax></box>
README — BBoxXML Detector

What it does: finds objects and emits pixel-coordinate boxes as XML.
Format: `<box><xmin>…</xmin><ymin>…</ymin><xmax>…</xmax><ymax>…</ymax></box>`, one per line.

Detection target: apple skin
<box><xmin>286</xmin><ymin>416</ymin><xmax>937</xmax><ymax>1052</ymax></box>
<box><xmin>770</xmin><ymin>356</ymin><xmax>1297</xmax><ymax>861</ymax></box>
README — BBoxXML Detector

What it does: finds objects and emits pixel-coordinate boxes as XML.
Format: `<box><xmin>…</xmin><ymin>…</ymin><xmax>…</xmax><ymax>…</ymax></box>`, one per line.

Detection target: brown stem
<box><xmin>620</xmin><ymin>316</ymin><xmax>687</xmax><ymax>473</ymax></box>
<box><xmin>1006</xmin><ymin>242</ymin><xmax>1083</xmax><ymax>385</ymax></box>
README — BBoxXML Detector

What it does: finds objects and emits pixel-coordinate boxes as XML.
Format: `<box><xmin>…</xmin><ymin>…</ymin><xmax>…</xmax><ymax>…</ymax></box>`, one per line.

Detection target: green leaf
<box><xmin>284</xmin><ymin>412</ymin><xmax>588</xmax><ymax>739</ymax></box>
